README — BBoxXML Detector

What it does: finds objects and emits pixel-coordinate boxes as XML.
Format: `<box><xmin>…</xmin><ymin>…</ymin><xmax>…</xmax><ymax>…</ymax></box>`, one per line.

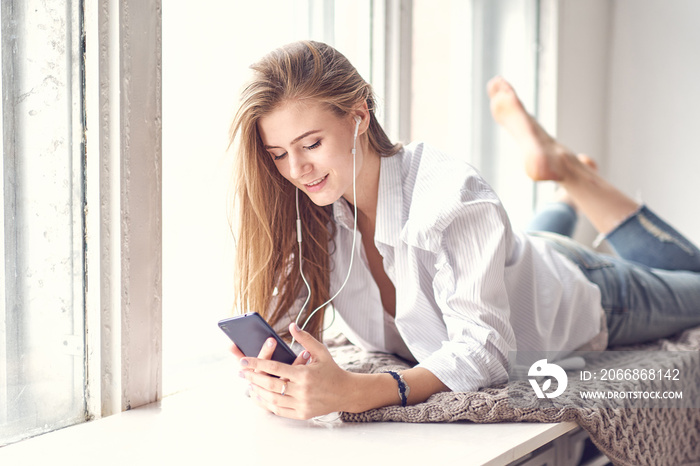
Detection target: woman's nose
<box><xmin>288</xmin><ymin>150</ymin><xmax>311</xmax><ymax>180</ymax></box>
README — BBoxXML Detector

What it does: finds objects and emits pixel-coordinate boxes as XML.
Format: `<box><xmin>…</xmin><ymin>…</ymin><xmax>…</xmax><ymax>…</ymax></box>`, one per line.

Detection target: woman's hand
<box><xmin>230</xmin><ymin>333</ymin><xmax>286</xmax><ymax>371</ymax></box>
<box><xmin>238</xmin><ymin>323</ymin><xmax>355</xmax><ymax>420</ymax></box>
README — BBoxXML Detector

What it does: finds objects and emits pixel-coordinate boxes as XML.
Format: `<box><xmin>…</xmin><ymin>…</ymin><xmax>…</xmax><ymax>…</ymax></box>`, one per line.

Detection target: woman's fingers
<box><xmin>245</xmin><ymin>368</ymin><xmax>289</xmax><ymax>394</ymax></box>
<box><xmin>230</xmin><ymin>343</ymin><xmax>245</xmax><ymax>360</ymax></box>
<box><xmin>257</xmin><ymin>337</ymin><xmax>277</xmax><ymax>359</ymax></box>
<box><xmin>241</xmin><ymin>357</ymin><xmax>293</xmax><ymax>380</ymax></box>
<box><xmin>292</xmin><ymin>349</ymin><xmax>312</xmax><ymax>366</ymax></box>
<box><xmin>241</xmin><ymin>326</ymin><xmax>324</xmax><ymax>378</ymax></box>
<box><xmin>246</xmin><ymin>373</ymin><xmax>304</xmax><ymax>418</ymax></box>
<box><xmin>249</xmin><ymin>387</ymin><xmax>297</xmax><ymax>418</ymax></box>
<box><xmin>241</xmin><ymin>351</ymin><xmax>348</xmax><ymax>420</ymax></box>
<box><xmin>289</xmin><ymin>323</ymin><xmax>326</xmax><ymax>354</ymax></box>
<box><xmin>238</xmin><ymin>324</ymin><xmax>344</xmax><ymax>420</ymax></box>
<box><xmin>251</xmin><ymin>337</ymin><xmax>277</xmax><ymax>375</ymax></box>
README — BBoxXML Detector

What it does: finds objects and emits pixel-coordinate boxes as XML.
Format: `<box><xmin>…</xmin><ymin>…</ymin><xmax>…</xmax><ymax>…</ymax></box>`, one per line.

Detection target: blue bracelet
<box><xmin>384</xmin><ymin>370</ymin><xmax>410</xmax><ymax>407</ymax></box>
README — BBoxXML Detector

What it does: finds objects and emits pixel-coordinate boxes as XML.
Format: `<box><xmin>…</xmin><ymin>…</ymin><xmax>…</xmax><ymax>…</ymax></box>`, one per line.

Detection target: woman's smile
<box><xmin>304</xmin><ymin>174</ymin><xmax>329</xmax><ymax>192</ymax></box>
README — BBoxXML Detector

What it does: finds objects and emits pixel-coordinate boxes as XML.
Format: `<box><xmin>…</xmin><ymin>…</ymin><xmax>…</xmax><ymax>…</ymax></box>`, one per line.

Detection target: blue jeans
<box><xmin>528</xmin><ymin>203</ymin><xmax>700</xmax><ymax>346</ymax></box>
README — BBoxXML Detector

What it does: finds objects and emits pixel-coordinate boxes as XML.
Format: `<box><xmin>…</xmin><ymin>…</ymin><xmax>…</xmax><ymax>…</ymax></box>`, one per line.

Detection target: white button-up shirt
<box><xmin>327</xmin><ymin>142</ymin><xmax>603</xmax><ymax>392</ymax></box>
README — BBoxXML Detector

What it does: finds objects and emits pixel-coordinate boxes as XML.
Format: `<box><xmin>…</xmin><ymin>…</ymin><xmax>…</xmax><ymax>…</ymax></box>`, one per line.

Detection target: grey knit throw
<box><xmin>329</xmin><ymin>326</ymin><xmax>700</xmax><ymax>466</ymax></box>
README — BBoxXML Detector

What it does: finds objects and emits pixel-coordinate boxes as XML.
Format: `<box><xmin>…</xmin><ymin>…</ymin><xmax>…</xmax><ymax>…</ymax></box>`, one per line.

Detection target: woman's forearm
<box><xmin>344</xmin><ymin>367</ymin><xmax>450</xmax><ymax>413</ymax></box>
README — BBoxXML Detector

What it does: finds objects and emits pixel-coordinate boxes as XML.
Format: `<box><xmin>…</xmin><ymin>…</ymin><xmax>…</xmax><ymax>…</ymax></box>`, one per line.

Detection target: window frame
<box><xmin>0</xmin><ymin>1</ymin><xmax>6</xmax><ymax>424</ymax></box>
<box><xmin>84</xmin><ymin>0</ymin><xmax>163</xmax><ymax>419</ymax></box>
<box><xmin>377</xmin><ymin>0</ymin><xmax>413</xmax><ymax>143</ymax></box>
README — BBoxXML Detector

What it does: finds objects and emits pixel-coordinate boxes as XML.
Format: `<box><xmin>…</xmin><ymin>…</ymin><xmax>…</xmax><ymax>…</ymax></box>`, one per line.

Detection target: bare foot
<box><xmin>487</xmin><ymin>76</ymin><xmax>574</xmax><ymax>181</ymax></box>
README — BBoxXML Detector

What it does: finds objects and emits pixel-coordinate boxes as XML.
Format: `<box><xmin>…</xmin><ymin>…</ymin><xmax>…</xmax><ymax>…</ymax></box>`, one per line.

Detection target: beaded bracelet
<box><xmin>384</xmin><ymin>370</ymin><xmax>410</xmax><ymax>407</ymax></box>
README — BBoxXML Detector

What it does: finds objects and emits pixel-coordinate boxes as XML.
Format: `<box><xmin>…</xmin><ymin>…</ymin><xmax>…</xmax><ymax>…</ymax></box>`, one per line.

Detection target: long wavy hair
<box><xmin>229</xmin><ymin>41</ymin><xmax>401</xmax><ymax>340</ymax></box>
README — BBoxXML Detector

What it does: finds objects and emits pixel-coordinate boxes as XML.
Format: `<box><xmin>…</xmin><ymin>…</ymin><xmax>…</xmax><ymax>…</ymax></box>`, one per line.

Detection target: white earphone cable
<box><xmin>295</xmin><ymin>188</ymin><xmax>312</xmax><ymax>320</ymax></box>
<box><xmin>291</xmin><ymin>117</ymin><xmax>360</xmax><ymax>347</ymax></box>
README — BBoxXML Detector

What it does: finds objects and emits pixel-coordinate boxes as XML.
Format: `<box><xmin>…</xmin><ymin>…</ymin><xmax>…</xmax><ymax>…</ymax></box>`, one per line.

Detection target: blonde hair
<box><xmin>229</xmin><ymin>40</ymin><xmax>401</xmax><ymax>339</ymax></box>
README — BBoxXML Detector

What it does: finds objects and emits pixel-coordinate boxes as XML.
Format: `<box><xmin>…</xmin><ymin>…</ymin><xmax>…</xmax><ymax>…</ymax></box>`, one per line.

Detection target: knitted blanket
<box><xmin>330</xmin><ymin>326</ymin><xmax>700</xmax><ymax>466</ymax></box>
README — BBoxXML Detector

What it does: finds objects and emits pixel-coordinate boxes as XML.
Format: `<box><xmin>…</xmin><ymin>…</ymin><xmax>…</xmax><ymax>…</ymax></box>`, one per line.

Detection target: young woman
<box><xmin>230</xmin><ymin>40</ymin><xmax>700</xmax><ymax>420</ymax></box>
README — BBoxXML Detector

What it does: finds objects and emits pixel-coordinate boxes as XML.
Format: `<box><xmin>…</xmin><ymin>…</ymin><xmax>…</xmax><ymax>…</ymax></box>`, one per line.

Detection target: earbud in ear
<box><xmin>354</xmin><ymin>115</ymin><xmax>361</xmax><ymax>124</ymax></box>
<box><xmin>353</xmin><ymin>116</ymin><xmax>361</xmax><ymax>139</ymax></box>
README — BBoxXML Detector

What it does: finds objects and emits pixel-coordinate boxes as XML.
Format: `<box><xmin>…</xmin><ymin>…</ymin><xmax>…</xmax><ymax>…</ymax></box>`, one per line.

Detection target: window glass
<box><xmin>412</xmin><ymin>0</ymin><xmax>473</xmax><ymax>160</ymax></box>
<box><xmin>0</xmin><ymin>0</ymin><xmax>86</xmax><ymax>446</ymax></box>
<box><xmin>412</xmin><ymin>0</ymin><xmax>539</xmax><ymax>229</ymax></box>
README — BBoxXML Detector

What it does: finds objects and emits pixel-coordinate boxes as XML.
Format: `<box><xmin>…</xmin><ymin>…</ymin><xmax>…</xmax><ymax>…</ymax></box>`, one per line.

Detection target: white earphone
<box><xmin>292</xmin><ymin>115</ymin><xmax>362</xmax><ymax>345</ymax></box>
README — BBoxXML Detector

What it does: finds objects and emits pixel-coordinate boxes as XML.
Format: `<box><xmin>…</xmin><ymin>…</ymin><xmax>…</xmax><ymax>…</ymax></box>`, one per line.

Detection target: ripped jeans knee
<box><xmin>604</xmin><ymin>205</ymin><xmax>700</xmax><ymax>272</ymax></box>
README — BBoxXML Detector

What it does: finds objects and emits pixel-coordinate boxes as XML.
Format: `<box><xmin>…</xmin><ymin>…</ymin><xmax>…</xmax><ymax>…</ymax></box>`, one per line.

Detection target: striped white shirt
<box><xmin>327</xmin><ymin>142</ymin><xmax>604</xmax><ymax>392</ymax></box>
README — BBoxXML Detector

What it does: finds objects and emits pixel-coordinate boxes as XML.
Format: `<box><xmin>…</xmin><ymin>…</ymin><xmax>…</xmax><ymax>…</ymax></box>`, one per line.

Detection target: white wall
<box><xmin>554</xmin><ymin>0</ymin><xmax>700</xmax><ymax>247</ymax></box>
<box><xmin>607</xmin><ymin>0</ymin><xmax>700</xmax><ymax>245</ymax></box>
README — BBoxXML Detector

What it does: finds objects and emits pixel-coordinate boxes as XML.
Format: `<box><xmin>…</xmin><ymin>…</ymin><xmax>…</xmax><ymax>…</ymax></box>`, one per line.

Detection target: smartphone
<box><xmin>218</xmin><ymin>312</ymin><xmax>297</xmax><ymax>365</ymax></box>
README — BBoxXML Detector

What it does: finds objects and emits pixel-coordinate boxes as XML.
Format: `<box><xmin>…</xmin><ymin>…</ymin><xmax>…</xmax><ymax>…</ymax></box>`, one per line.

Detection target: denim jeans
<box><xmin>528</xmin><ymin>203</ymin><xmax>700</xmax><ymax>346</ymax></box>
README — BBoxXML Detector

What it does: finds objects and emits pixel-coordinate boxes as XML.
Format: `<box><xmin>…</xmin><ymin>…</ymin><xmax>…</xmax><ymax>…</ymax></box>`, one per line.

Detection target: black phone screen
<box><xmin>218</xmin><ymin>312</ymin><xmax>297</xmax><ymax>365</ymax></box>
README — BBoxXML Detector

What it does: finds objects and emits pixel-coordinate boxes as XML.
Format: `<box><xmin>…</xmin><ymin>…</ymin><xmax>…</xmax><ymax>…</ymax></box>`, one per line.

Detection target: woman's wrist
<box><xmin>343</xmin><ymin>372</ymin><xmax>403</xmax><ymax>413</ymax></box>
<box><xmin>343</xmin><ymin>367</ymin><xmax>450</xmax><ymax>413</ymax></box>
<box><xmin>384</xmin><ymin>371</ymin><xmax>410</xmax><ymax>407</ymax></box>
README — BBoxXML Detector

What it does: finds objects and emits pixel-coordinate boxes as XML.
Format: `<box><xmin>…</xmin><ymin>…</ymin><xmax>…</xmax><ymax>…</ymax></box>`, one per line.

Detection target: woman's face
<box><xmin>257</xmin><ymin>100</ymin><xmax>363</xmax><ymax>207</ymax></box>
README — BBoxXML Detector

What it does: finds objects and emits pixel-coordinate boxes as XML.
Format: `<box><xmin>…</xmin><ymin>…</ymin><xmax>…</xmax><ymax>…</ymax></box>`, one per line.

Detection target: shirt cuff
<box><xmin>416</xmin><ymin>341</ymin><xmax>509</xmax><ymax>392</ymax></box>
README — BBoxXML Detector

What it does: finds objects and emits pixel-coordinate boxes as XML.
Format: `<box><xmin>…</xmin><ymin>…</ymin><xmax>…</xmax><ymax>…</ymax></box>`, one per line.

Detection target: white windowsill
<box><xmin>0</xmin><ymin>365</ymin><xmax>577</xmax><ymax>466</ymax></box>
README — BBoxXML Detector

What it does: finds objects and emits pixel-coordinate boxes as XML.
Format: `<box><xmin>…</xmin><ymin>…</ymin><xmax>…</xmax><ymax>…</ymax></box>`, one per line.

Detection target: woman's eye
<box><xmin>273</xmin><ymin>152</ymin><xmax>287</xmax><ymax>161</ymax></box>
<box><xmin>306</xmin><ymin>140</ymin><xmax>321</xmax><ymax>150</ymax></box>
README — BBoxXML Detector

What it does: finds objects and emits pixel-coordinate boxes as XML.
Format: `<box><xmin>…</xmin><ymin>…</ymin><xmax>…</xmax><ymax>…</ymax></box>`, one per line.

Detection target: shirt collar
<box><xmin>332</xmin><ymin>197</ymin><xmax>355</xmax><ymax>231</ymax></box>
<box><xmin>375</xmin><ymin>152</ymin><xmax>403</xmax><ymax>247</ymax></box>
<box><xmin>331</xmin><ymin>151</ymin><xmax>404</xmax><ymax>245</ymax></box>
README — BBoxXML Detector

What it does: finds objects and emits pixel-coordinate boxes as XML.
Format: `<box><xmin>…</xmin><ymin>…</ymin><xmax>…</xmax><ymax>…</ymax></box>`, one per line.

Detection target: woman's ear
<box><xmin>353</xmin><ymin>115</ymin><xmax>362</xmax><ymax>138</ymax></box>
<box><xmin>351</xmin><ymin>102</ymin><xmax>371</xmax><ymax>135</ymax></box>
